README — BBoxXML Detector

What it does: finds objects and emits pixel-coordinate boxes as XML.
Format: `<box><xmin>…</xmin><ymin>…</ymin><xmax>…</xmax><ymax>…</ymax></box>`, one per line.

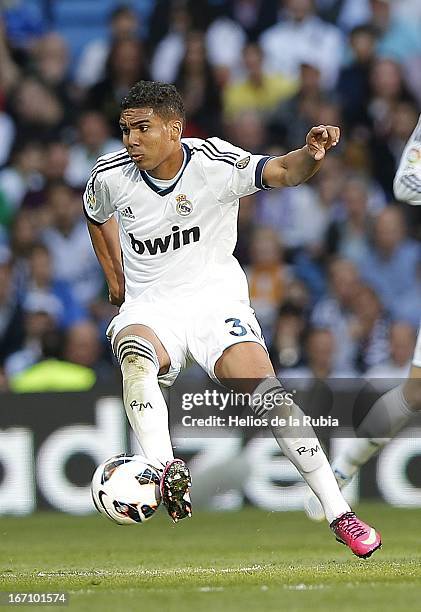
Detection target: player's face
<box><xmin>120</xmin><ymin>108</ymin><xmax>182</xmax><ymax>172</ymax></box>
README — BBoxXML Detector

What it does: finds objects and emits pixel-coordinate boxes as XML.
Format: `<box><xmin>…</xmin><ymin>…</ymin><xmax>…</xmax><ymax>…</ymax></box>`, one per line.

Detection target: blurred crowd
<box><xmin>0</xmin><ymin>0</ymin><xmax>421</xmax><ymax>391</ymax></box>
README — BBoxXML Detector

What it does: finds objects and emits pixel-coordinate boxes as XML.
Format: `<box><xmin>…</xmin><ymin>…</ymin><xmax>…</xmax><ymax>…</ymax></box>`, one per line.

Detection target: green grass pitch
<box><xmin>1</xmin><ymin>503</ymin><xmax>421</xmax><ymax>611</ymax></box>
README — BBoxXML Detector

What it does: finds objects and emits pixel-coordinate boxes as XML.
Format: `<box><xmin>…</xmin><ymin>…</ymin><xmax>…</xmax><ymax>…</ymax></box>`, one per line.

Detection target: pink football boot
<box><xmin>330</xmin><ymin>512</ymin><xmax>381</xmax><ymax>558</ymax></box>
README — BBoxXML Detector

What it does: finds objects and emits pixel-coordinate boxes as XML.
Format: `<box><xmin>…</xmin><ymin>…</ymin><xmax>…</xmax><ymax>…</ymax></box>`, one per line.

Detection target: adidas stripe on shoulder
<box><xmin>90</xmin><ymin>150</ymin><xmax>132</xmax><ymax>181</ymax></box>
<box><xmin>186</xmin><ymin>138</ymin><xmax>242</xmax><ymax>167</ymax></box>
<box><xmin>92</xmin><ymin>149</ymin><xmax>129</xmax><ymax>172</ymax></box>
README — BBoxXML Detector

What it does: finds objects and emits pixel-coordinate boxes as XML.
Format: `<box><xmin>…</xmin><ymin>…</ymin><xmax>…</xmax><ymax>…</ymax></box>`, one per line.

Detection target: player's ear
<box><xmin>170</xmin><ymin>119</ymin><xmax>183</xmax><ymax>141</ymax></box>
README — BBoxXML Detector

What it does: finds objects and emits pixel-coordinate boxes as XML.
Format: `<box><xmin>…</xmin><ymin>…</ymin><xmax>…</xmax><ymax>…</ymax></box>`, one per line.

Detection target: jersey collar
<box><xmin>140</xmin><ymin>143</ymin><xmax>191</xmax><ymax>196</ymax></box>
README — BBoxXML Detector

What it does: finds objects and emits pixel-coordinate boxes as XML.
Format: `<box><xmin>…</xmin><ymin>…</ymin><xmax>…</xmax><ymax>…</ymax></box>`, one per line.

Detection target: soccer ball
<box><xmin>91</xmin><ymin>454</ymin><xmax>162</xmax><ymax>525</ymax></box>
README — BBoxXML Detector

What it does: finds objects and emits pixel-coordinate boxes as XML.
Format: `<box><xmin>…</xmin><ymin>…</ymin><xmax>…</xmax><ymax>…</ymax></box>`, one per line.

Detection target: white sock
<box><xmin>332</xmin><ymin>384</ymin><xmax>414</xmax><ymax>481</ymax></box>
<box><xmin>252</xmin><ymin>378</ymin><xmax>350</xmax><ymax>523</ymax></box>
<box><xmin>332</xmin><ymin>438</ymin><xmax>390</xmax><ymax>483</ymax></box>
<box><xmin>116</xmin><ymin>335</ymin><xmax>174</xmax><ymax>468</ymax></box>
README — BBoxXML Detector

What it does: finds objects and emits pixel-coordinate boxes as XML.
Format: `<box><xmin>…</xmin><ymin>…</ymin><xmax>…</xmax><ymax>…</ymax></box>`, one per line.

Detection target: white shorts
<box><xmin>412</xmin><ymin>327</ymin><xmax>421</xmax><ymax>368</ymax></box>
<box><xmin>106</xmin><ymin>297</ymin><xmax>267</xmax><ymax>386</ymax></box>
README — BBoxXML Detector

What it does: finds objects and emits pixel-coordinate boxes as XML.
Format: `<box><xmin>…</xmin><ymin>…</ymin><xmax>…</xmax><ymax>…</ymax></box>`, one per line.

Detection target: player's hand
<box><xmin>305</xmin><ymin>125</ymin><xmax>340</xmax><ymax>161</ymax></box>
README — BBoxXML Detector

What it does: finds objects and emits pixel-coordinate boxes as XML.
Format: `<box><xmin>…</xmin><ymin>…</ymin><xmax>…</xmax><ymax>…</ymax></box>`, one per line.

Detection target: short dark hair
<box><xmin>121</xmin><ymin>80</ymin><xmax>185</xmax><ymax>124</ymax></box>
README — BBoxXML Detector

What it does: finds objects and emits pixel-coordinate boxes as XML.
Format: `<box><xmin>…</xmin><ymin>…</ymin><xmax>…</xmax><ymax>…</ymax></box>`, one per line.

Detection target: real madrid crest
<box><xmin>175</xmin><ymin>194</ymin><xmax>193</xmax><ymax>216</ymax></box>
<box><xmin>407</xmin><ymin>147</ymin><xmax>421</xmax><ymax>165</ymax></box>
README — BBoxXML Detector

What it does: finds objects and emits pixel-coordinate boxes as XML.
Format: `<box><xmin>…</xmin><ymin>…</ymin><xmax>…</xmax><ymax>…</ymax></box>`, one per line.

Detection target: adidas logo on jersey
<box><xmin>121</xmin><ymin>206</ymin><xmax>135</xmax><ymax>219</ymax></box>
<box><xmin>129</xmin><ymin>225</ymin><xmax>200</xmax><ymax>256</ymax></box>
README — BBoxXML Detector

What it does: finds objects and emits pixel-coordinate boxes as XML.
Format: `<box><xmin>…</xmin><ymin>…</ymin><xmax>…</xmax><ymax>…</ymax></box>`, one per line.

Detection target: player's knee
<box><xmin>116</xmin><ymin>335</ymin><xmax>160</xmax><ymax>382</ymax></box>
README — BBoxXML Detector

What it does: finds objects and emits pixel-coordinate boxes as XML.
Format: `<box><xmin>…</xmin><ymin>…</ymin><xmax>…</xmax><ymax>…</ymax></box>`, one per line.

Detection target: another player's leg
<box><xmin>114</xmin><ymin>324</ymin><xmax>191</xmax><ymax>522</ymax></box>
<box><xmin>215</xmin><ymin>342</ymin><xmax>381</xmax><ymax>558</ymax></box>
<box><xmin>305</xmin><ymin>365</ymin><xmax>421</xmax><ymax>522</ymax></box>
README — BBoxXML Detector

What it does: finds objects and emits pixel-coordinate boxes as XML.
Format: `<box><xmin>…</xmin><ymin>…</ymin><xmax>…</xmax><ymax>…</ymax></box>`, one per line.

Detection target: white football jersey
<box><xmin>83</xmin><ymin>137</ymin><xmax>274</xmax><ymax>304</ymax></box>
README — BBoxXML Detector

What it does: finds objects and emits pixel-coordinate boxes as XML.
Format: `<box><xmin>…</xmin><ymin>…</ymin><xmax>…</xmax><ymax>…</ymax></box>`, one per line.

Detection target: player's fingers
<box><xmin>308</xmin><ymin>126</ymin><xmax>326</xmax><ymax>144</ymax></box>
<box><xmin>321</xmin><ymin>126</ymin><xmax>340</xmax><ymax>152</ymax></box>
<box><xmin>326</xmin><ymin>125</ymin><xmax>340</xmax><ymax>147</ymax></box>
<box><xmin>314</xmin><ymin>148</ymin><xmax>325</xmax><ymax>161</ymax></box>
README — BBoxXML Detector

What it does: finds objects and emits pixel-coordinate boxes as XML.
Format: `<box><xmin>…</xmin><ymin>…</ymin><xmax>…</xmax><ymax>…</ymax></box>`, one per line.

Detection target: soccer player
<box><xmin>84</xmin><ymin>80</ymin><xmax>381</xmax><ymax>558</ymax></box>
<box><xmin>305</xmin><ymin>113</ymin><xmax>421</xmax><ymax>522</ymax></box>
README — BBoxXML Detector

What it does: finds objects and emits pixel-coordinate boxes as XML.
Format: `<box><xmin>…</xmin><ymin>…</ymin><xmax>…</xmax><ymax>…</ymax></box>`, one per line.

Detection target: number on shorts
<box><xmin>225</xmin><ymin>318</ymin><xmax>247</xmax><ymax>336</ymax></box>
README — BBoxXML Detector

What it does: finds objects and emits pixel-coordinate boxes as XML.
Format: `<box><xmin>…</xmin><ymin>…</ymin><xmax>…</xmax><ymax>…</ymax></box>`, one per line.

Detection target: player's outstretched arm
<box><xmin>87</xmin><ymin>216</ymin><xmax>125</xmax><ymax>306</ymax></box>
<box><xmin>262</xmin><ymin>125</ymin><xmax>340</xmax><ymax>188</ymax></box>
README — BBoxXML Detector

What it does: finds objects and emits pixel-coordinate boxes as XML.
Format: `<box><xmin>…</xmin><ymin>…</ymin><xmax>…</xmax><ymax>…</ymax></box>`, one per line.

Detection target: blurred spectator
<box><xmin>223</xmin><ymin>42</ymin><xmax>297</xmax><ymax>120</ymax></box>
<box><xmin>368</xmin><ymin>58</ymin><xmax>417</xmax><ymax>193</ymax></box>
<box><xmin>260</xmin><ymin>0</ymin><xmax>345</xmax><ymax>89</ymax></box>
<box><xmin>0</xmin><ymin>141</ymin><xmax>44</xmax><ymax>214</ymax></box>
<box><xmin>86</xmin><ymin>38</ymin><xmax>150</xmax><ymax>136</ymax></box>
<box><xmin>9</xmin><ymin>209</ymin><xmax>39</xmax><ymax>262</ymax></box>
<box><xmin>314</xmin><ymin>154</ymin><xmax>346</xmax><ymax>219</ymax></box>
<box><xmin>0</xmin><ymin>18</ymin><xmax>20</xmax><ymax>97</ymax></box>
<box><xmin>75</xmin><ymin>5</ymin><xmax>141</xmax><ymax>89</ymax></box>
<box><xmin>316</xmin><ymin>0</ymin><xmax>371</xmax><ymax>31</ymax></box>
<box><xmin>175</xmin><ymin>31</ymin><xmax>222</xmax><ymax>137</ymax></box>
<box><xmin>269</xmin><ymin>56</ymin><xmax>325</xmax><ymax>149</ymax></box>
<box><xmin>270</xmin><ymin>302</ymin><xmax>307</xmax><ymax>372</ymax></box>
<box><xmin>281</xmin><ymin>327</ymin><xmax>356</xmax><ymax>379</ymax></box>
<box><xmin>312</xmin><ymin>258</ymin><xmax>361</xmax><ymax>370</ymax></box>
<box><xmin>148</xmin><ymin>0</ymin><xmax>210</xmax><ymax>50</ymax></box>
<box><xmin>43</xmin><ymin>141</ymin><xmax>70</xmax><ymax>183</ymax></box>
<box><xmin>10</xmin><ymin>77</ymin><xmax>66</xmax><ymax>142</ymax></box>
<box><xmin>390</xmin><ymin>101</ymin><xmax>420</xmax><ymax>164</ymax></box>
<box><xmin>205</xmin><ymin>14</ymin><xmax>246</xmax><ymax>84</ymax></box>
<box><xmin>229</xmin><ymin>0</ymin><xmax>279</xmax><ymax>39</ymax></box>
<box><xmin>65</xmin><ymin>111</ymin><xmax>121</xmax><ymax>189</ymax></box>
<box><xmin>336</xmin><ymin>24</ymin><xmax>377</xmax><ymax>129</ymax></box>
<box><xmin>371</xmin><ymin>99</ymin><xmax>419</xmax><ymax>195</ymax></box>
<box><xmin>31</xmin><ymin>33</ymin><xmax>72</xmax><ymax>107</ymax></box>
<box><xmin>24</xmin><ymin>243</ymin><xmax>86</xmax><ymax>329</ymax></box>
<box><xmin>325</xmin><ymin>175</ymin><xmax>374</xmax><ymax>265</ymax></box>
<box><xmin>150</xmin><ymin>1</ymin><xmax>193</xmax><ymax>83</ymax></box>
<box><xmin>370</xmin><ymin>0</ymin><xmax>421</xmax><ymax>64</ymax></box>
<box><xmin>358</xmin><ymin>206</ymin><xmax>421</xmax><ymax>323</ymax></box>
<box><xmin>227</xmin><ymin>110</ymin><xmax>267</xmax><ymax>152</ymax></box>
<box><xmin>63</xmin><ymin>320</ymin><xmax>113</xmax><ymax>383</ymax></box>
<box><xmin>9</xmin><ymin>328</ymin><xmax>96</xmax><ymax>393</ymax></box>
<box><xmin>8</xmin><ymin>209</ymin><xmax>41</xmax><ymax>295</ymax></box>
<box><xmin>41</xmin><ymin>181</ymin><xmax>103</xmax><ymax>307</ymax></box>
<box><xmin>245</xmin><ymin>226</ymin><xmax>291</xmax><ymax>340</ymax></box>
<box><xmin>350</xmin><ymin>284</ymin><xmax>390</xmax><ymax>372</ymax></box>
<box><xmin>4</xmin><ymin>291</ymin><xmax>60</xmax><ymax>378</ymax></box>
<box><xmin>366</xmin><ymin>320</ymin><xmax>416</xmax><ymax>377</ymax></box>
<box><xmin>0</xmin><ymin>251</ymin><xmax>24</xmax><ymax>366</ymax></box>
<box><xmin>258</xmin><ymin>176</ymin><xmax>329</xmax><ymax>254</ymax></box>
<box><xmin>369</xmin><ymin>57</ymin><xmax>414</xmax><ymax>131</ymax></box>
<box><xmin>284</xmin><ymin>278</ymin><xmax>312</xmax><ymax>311</ymax></box>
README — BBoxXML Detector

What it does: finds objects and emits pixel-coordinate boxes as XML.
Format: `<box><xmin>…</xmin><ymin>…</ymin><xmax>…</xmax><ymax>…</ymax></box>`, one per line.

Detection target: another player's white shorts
<box><xmin>412</xmin><ymin>327</ymin><xmax>421</xmax><ymax>368</ymax></box>
<box><xmin>106</xmin><ymin>297</ymin><xmax>267</xmax><ymax>386</ymax></box>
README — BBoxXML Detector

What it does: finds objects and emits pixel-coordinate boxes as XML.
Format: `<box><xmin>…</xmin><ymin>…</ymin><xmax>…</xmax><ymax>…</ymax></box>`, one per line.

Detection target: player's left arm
<box><xmin>262</xmin><ymin>125</ymin><xmax>340</xmax><ymax>188</ymax></box>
